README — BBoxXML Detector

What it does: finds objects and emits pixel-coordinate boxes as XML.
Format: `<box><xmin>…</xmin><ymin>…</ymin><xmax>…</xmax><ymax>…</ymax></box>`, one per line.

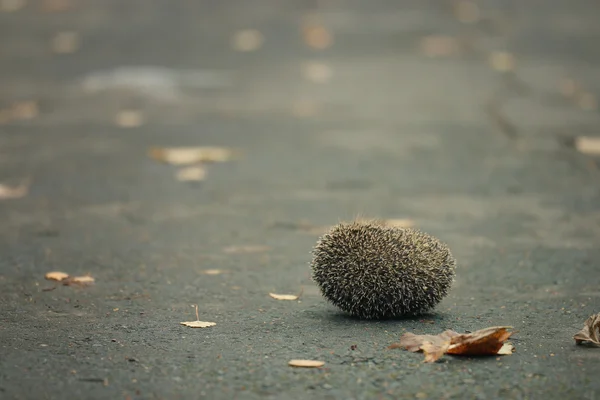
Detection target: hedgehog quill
<box><xmin>310</xmin><ymin>220</ymin><xmax>456</xmax><ymax>319</ymax></box>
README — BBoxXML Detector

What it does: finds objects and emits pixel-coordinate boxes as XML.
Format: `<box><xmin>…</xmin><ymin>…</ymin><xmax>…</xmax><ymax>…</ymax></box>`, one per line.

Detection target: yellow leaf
<box><xmin>288</xmin><ymin>359</ymin><xmax>325</xmax><ymax>368</ymax></box>
<box><xmin>149</xmin><ymin>146</ymin><xmax>236</xmax><ymax>165</ymax></box>
<box><xmin>45</xmin><ymin>271</ymin><xmax>69</xmax><ymax>281</ymax></box>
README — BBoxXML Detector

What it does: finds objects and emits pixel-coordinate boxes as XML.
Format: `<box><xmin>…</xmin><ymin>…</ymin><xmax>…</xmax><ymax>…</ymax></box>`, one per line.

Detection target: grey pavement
<box><xmin>1</xmin><ymin>0</ymin><xmax>599</xmax><ymax>399</ymax></box>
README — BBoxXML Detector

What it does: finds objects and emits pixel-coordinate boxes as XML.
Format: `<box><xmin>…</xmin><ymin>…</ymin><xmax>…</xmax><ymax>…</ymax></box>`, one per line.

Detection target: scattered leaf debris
<box><xmin>0</xmin><ymin>180</ymin><xmax>29</xmax><ymax>200</ymax></box>
<box><xmin>574</xmin><ymin>136</ymin><xmax>600</xmax><ymax>155</ymax></box>
<box><xmin>231</xmin><ymin>29</ymin><xmax>264</xmax><ymax>52</ymax></box>
<box><xmin>180</xmin><ymin>305</ymin><xmax>216</xmax><ymax>328</ymax></box>
<box><xmin>390</xmin><ymin>326</ymin><xmax>515</xmax><ymax>363</ymax></box>
<box><xmin>223</xmin><ymin>245</ymin><xmax>270</xmax><ymax>254</ymax></box>
<box><xmin>45</xmin><ymin>271</ymin><xmax>69</xmax><ymax>281</ymax></box>
<box><xmin>288</xmin><ymin>359</ymin><xmax>325</xmax><ymax>368</ymax></box>
<box><xmin>176</xmin><ymin>166</ymin><xmax>207</xmax><ymax>182</ymax></box>
<box><xmin>574</xmin><ymin>313</ymin><xmax>600</xmax><ymax>346</ymax></box>
<box><xmin>149</xmin><ymin>146</ymin><xmax>236</xmax><ymax>165</ymax></box>
<box><xmin>115</xmin><ymin>110</ymin><xmax>144</xmax><ymax>128</ymax></box>
<box><xmin>51</xmin><ymin>31</ymin><xmax>80</xmax><ymax>54</ymax></box>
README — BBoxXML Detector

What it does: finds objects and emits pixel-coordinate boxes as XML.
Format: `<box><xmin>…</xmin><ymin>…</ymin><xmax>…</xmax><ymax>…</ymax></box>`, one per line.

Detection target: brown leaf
<box><xmin>0</xmin><ymin>181</ymin><xmax>29</xmax><ymax>200</ymax></box>
<box><xmin>10</xmin><ymin>101</ymin><xmax>39</xmax><ymax>120</ymax></box>
<box><xmin>574</xmin><ymin>313</ymin><xmax>600</xmax><ymax>346</ymax></box>
<box><xmin>446</xmin><ymin>326</ymin><xmax>513</xmax><ymax>356</ymax></box>
<box><xmin>302</xmin><ymin>24</ymin><xmax>333</xmax><ymax>50</ymax></box>
<box><xmin>390</xmin><ymin>326</ymin><xmax>514</xmax><ymax>362</ymax></box>
<box><xmin>45</xmin><ymin>271</ymin><xmax>69</xmax><ymax>281</ymax></box>
<box><xmin>149</xmin><ymin>146</ymin><xmax>237</xmax><ymax>165</ymax></box>
<box><xmin>223</xmin><ymin>245</ymin><xmax>270</xmax><ymax>254</ymax></box>
<box><xmin>288</xmin><ymin>359</ymin><xmax>325</xmax><ymax>368</ymax></box>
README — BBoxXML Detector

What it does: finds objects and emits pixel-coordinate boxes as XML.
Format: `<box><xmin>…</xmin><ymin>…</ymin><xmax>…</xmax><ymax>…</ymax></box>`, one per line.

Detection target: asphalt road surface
<box><xmin>1</xmin><ymin>1</ymin><xmax>599</xmax><ymax>399</ymax></box>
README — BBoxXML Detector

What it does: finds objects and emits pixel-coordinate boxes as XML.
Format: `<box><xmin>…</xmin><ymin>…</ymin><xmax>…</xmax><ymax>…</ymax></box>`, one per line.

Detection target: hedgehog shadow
<box><xmin>319</xmin><ymin>309</ymin><xmax>449</xmax><ymax>326</ymax></box>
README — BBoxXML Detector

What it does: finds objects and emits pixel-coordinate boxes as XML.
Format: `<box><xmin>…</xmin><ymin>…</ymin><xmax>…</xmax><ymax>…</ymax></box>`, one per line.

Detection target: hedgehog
<box><xmin>310</xmin><ymin>220</ymin><xmax>456</xmax><ymax>319</ymax></box>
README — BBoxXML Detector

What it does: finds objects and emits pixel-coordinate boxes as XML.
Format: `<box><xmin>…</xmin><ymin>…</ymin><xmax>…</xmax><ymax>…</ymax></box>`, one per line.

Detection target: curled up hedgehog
<box><xmin>310</xmin><ymin>220</ymin><xmax>456</xmax><ymax>319</ymax></box>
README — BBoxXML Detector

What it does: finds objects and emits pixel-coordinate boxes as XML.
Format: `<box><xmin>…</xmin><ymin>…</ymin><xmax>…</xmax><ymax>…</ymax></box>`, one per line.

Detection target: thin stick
<box><xmin>195</xmin><ymin>304</ymin><xmax>199</xmax><ymax>321</ymax></box>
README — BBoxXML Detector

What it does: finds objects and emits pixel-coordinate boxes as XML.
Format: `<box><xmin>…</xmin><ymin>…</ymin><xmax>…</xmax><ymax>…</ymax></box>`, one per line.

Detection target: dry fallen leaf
<box><xmin>574</xmin><ymin>136</ymin><xmax>600</xmax><ymax>155</ymax></box>
<box><xmin>302</xmin><ymin>24</ymin><xmax>333</xmax><ymax>50</ymax></box>
<box><xmin>51</xmin><ymin>31</ymin><xmax>80</xmax><ymax>54</ymax></box>
<box><xmin>269</xmin><ymin>293</ymin><xmax>298</xmax><ymax>300</ymax></box>
<box><xmin>202</xmin><ymin>269</ymin><xmax>224</xmax><ymax>275</ymax></box>
<box><xmin>176</xmin><ymin>166</ymin><xmax>207</xmax><ymax>182</ymax></box>
<box><xmin>574</xmin><ymin>313</ymin><xmax>600</xmax><ymax>346</ymax></box>
<box><xmin>0</xmin><ymin>181</ymin><xmax>29</xmax><ymax>200</ymax></box>
<box><xmin>390</xmin><ymin>326</ymin><xmax>514</xmax><ymax>362</ymax></box>
<box><xmin>288</xmin><ymin>359</ymin><xmax>325</xmax><ymax>368</ymax></box>
<box><xmin>269</xmin><ymin>288</ymin><xmax>303</xmax><ymax>301</ymax></box>
<box><xmin>11</xmin><ymin>101</ymin><xmax>38</xmax><ymax>120</ymax></box>
<box><xmin>64</xmin><ymin>275</ymin><xmax>95</xmax><ymax>286</ymax></box>
<box><xmin>231</xmin><ymin>29</ymin><xmax>264</xmax><ymax>52</ymax></box>
<box><xmin>489</xmin><ymin>51</ymin><xmax>515</xmax><ymax>72</ymax></box>
<box><xmin>419</xmin><ymin>35</ymin><xmax>460</xmax><ymax>57</ymax></box>
<box><xmin>115</xmin><ymin>110</ymin><xmax>144</xmax><ymax>128</ymax></box>
<box><xmin>180</xmin><ymin>304</ymin><xmax>216</xmax><ymax>328</ymax></box>
<box><xmin>223</xmin><ymin>245</ymin><xmax>270</xmax><ymax>254</ymax></box>
<box><xmin>149</xmin><ymin>146</ymin><xmax>236</xmax><ymax>165</ymax></box>
<box><xmin>45</xmin><ymin>271</ymin><xmax>69</xmax><ymax>281</ymax></box>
